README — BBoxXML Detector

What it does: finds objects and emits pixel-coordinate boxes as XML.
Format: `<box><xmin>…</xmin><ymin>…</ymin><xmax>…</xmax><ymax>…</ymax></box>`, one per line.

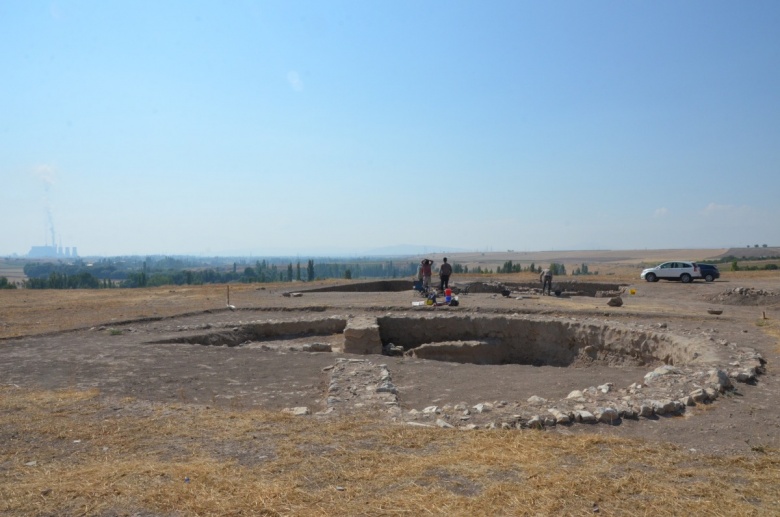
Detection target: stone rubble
<box><xmin>707</xmin><ymin>286</ymin><xmax>780</xmax><ymax>306</ymax></box>
<box><xmin>324</xmin><ymin>358</ymin><xmax>400</xmax><ymax>416</ymax></box>
<box><xmin>310</xmin><ymin>342</ymin><xmax>767</xmax><ymax>431</ymax></box>
<box><xmin>282</xmin><ymin>406</ymin><xmax>310</xmax><ymax>416</ymax></box>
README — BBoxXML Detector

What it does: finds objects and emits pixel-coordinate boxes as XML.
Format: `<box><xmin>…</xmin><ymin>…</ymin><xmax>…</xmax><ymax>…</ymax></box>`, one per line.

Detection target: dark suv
<box><xmin>696</xmin><ymin>263</ymin><xmax>720</xmax><ymax>282</ymax></box>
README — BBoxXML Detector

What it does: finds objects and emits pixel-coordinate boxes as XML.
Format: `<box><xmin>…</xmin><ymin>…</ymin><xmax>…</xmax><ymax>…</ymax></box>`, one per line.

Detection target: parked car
<box><xmin>697</xmin><ymin>263</ymin><xmax>720</xmax><ymax>282</ymax></box>
<box><xmin>640</xmin><ymin>261</ymin><xmax>700</xmax><ymax>283</ymax></box>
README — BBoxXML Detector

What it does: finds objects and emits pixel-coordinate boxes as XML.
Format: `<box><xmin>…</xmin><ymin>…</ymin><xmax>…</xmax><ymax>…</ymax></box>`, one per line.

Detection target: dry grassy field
<box><xmin>433</xmin><ymin>247</ymin><xmax>731</xmax><ymax>268</ymax></box>
<box><xmin>2</xmin><ymin>253</ymin><xmax>780</xmax><ymax>516</ymax></box>
<box><xmin>3</xmin><ymin>385</ymin><xmax>779</xmax><ymax>516</ymax></box>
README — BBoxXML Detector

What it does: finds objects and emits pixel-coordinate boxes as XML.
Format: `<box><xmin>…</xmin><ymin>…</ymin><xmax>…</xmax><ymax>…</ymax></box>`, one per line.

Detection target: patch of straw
<box><xmin>2</xmin><ymin>387</ymin><xmax>779</xmax><ymax>516</ymax></box>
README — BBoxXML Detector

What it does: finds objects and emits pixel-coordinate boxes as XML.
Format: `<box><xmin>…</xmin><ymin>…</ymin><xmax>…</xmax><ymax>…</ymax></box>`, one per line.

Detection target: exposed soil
<box><xmin>1</xmin><ymin>274</ymin><xmax>780</xmax><ymax>455</ymax></box>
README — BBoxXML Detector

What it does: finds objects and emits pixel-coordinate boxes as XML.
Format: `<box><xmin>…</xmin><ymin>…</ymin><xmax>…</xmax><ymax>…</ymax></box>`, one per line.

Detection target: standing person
<box><xmin>439</xmin><ymin>257</ymin><xmax>453</xmax><ymax>290</ymax></box>
<box><xmin>413</xmin><ymin>262</ymin><xmax>424</xmax><ymax>292</ymax></box>
<box><xmin>540</xmin><ymin>267</ymin><xmax>553</xmax><ymax>295</ymax></box>
<box><xmin>421</xmin><ymin>259</ymin><xmax>433</xmax><ymax>290</ymax></box>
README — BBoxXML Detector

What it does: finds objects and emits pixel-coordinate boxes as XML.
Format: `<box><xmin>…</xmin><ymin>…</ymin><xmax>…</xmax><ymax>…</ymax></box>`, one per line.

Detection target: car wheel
<box><xmin>705</xmin><ymin>274</ymin><xmax>714</xmax><ymax>282</ymax></box>
<box><xmin>646</xmin><ymin>273</ymin><xmax>656</xmax><ymax>282</ymax></box>
<box><xmin>681</xmin><ymin>273</ymin><xmax>692</xmax><ymax>283</ymax></box>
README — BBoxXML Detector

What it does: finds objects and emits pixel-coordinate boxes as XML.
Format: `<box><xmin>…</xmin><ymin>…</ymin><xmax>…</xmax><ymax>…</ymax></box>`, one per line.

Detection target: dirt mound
<box><xmin>459</xmin><ymin>281</ymin><xmax>507</xmax><ymax>294</ymax></box>
<box><xmin>707</xmin><ymin>286</ymin><xmax>780</xmax><ymax>306</ymax></box>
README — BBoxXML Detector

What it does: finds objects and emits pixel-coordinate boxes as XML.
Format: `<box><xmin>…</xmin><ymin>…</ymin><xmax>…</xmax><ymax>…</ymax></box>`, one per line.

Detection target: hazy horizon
<box><xmin>8</xmin><ymin>243</ymin><xmax>779</xmax><ymax>262</ymax></box>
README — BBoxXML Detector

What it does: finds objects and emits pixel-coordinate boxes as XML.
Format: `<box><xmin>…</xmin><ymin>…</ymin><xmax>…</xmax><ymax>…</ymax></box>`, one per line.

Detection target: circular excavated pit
<box><xmin>378</xmin><ymin>314</ymin><xmax>706</xmax><ymax>368</ymax></box>
<box><xmin>156</xmin><ymin>313</ymin><xmax>713</xmax><ymax>370</ymax></box>
<box><xmin>149</xmin><ymin>312</ymin><xmax>765</xmax><ymax>427</ymax></box>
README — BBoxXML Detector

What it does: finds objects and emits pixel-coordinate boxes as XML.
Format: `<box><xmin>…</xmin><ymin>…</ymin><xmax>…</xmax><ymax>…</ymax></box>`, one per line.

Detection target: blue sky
<box><xmin>2</xmin><ymin>1</ymin><xmax>779</xmax><ymax>256</ymax></box>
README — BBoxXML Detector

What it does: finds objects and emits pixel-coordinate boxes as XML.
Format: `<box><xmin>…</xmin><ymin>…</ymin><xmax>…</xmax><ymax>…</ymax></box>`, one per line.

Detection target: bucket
<box><xmin>445</xmin><ymin>288</ymin><xmax>452</xmax><ymax>297</ymax></box>
<box><xmin>629</xmin><ymin>289</ymin><xmax>636</xmax><ymax>295</ymax></box>
<box><xmin>445</xmin><ymin>295</ymin><xmax>452</xmax><ymax>303</ymax></box>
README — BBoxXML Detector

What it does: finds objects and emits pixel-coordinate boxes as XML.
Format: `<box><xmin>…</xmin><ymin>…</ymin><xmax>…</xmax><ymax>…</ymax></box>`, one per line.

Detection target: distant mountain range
<box><xmin>155</xmin><ymin>244</ymin><xmax>472</xmax><ymax>259</ymax></box>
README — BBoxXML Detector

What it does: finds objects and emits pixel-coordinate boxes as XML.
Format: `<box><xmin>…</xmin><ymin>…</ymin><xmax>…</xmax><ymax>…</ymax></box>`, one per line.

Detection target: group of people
<box><xmin>416</xmin><ymin>257</ymin><xmax>555</xmax><ymax>296</ymax></box>
<box><xmin>418</xmin><ymin>257</ymin><xmax>453</xmax><ymax>291</ymax></box>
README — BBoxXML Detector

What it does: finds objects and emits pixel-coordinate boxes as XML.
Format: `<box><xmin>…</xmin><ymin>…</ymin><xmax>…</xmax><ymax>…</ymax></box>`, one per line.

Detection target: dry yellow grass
<box><xmin>0</xmin><ymin>283</ymin><xmax>279</xmax><ymax>339</ymax></box>
<box><xmin>1</xmin><ymin>386</ymin><xmax>778</xmax><ymax>516</ymax></box>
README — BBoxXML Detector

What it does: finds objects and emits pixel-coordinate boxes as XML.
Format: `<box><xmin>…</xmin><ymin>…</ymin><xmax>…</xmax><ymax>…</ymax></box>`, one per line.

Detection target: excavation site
<box><xmin>0</xmin><ymin>276</ymin><xmax>774</xmax><ymax>436</ymax></box>
<box><xmin>162</xmin><ymin>313</ymin><xmax>709</xmax><ymax>368</ymax></box>
<box><xmin>131</xmin><ymin>277</ymin><xmax>769</xmax><ymax>430</ymax></box>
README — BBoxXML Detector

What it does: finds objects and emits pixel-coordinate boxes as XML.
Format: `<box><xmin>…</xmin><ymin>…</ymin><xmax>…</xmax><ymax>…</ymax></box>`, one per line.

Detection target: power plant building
<box><xmin>27</xmin><ymin>245</ymin><xmax>78</xmax><ymax>258</ymax></box>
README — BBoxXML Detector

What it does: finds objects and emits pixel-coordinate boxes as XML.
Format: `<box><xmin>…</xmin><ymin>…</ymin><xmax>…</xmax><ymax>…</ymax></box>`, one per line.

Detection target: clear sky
<box><xmin>2</xmin><ymin>1</ymin><xmax>779</xmax><ymax>257</ymax></box>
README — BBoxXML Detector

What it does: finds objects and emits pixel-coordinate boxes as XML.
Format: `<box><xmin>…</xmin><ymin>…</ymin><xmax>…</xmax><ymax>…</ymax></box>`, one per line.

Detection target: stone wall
<box><xmin>343</xmin><ymin>317</ymin><xmax>383</xmax><ymax>354</ymax></box>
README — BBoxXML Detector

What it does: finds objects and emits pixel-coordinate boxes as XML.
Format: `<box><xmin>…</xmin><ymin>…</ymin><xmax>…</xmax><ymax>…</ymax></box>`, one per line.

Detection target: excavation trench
<box><xmin>152</xmin><ymin>317</ymin><xmax>348</xmax><ymax>348</ymax></box>
<box><xmin>293</xmin><ymin>279</ymin><xmax>626</xmax><ymax>297</ymax></box>
<box><xmin>155</xmin><ymin>314</ymin><xmax>707</xmax><ymax>369</ymax></box>
<box><xmin>378</xmin><ymin>315</ymin><xmax>703</xmax><ymax>367</ymax></box>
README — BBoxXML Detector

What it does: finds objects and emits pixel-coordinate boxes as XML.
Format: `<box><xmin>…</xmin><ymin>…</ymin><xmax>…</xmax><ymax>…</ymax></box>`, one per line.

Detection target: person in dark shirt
<box><xmin>439</xmin><ymin>257</ymin><xmax>453</xmax><ymax>290</ymax></box>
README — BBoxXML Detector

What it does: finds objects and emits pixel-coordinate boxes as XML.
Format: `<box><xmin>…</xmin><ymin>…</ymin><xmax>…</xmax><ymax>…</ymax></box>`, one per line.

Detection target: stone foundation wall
<box><xmin>343</xmin><ymin>317</ymin><xmax>383</xmax><ymax>354</ymax></box>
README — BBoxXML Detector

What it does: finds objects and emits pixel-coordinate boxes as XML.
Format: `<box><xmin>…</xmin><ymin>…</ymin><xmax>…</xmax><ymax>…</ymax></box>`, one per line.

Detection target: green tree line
<box><xmin>19</xmin><ymin>257</ymin><xmax>422</xmax><ymax>290</ymax></box>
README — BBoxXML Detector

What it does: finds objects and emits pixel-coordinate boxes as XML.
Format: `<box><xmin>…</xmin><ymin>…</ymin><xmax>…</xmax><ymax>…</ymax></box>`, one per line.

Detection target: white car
<box><xmin>640</xmin><ymin>261</ymin><xmax>700</xmax><ymax>283</ymax></box>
